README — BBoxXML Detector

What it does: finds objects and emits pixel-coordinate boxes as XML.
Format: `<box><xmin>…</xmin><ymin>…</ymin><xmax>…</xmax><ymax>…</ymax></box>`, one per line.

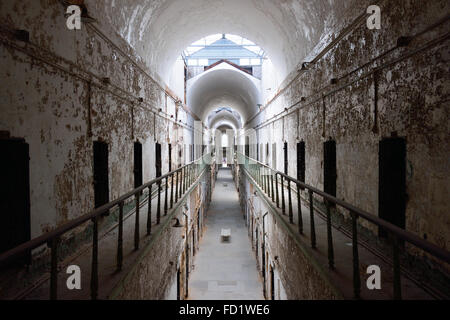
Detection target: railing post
<box><xmin>182</xmin><ymin>167</ymin><xmax>185</xmax><ymax>194</ymax></box>
<box><xmin>261</xmin><ymin>166</ymin><xmax>264</xmax><ymax>190</ymax></box>
<box><xmin>189</xmin><ymin>164</ymin><xmax>192</xmax><ymax>187</ymax></box>
<box><xmin>281</xmin><ymin>175</ymin><xmax>286</xmax><ymax>215</ymax></box>
<box><xmin>351</xmin><ymin>211</ymin><xmax>361</xmax><ymax>299</ymax></box>
<box><xmin>270</xmin><ymin>171</ymin><xmax>275</xmax><ymax>202</ymax></box>
<box><xmin>135</xmin><ymin>194</ymin><xmax>140</xmax><ymax>251</ymax></box>
<box><xmin>179</xmin><ymin>168</ymin><xmax>183</xmax><ymax>196</ymax></box>
<box><xmin>288</xmin><ymin>179</ymin><xmax>293</xmax><ymax>223</ymax></box>
<box><xmin>275</xmin><ymin>174</ymin><xmax>280</xmax><ymax>208</ymax></box>
<box><xmin>147</xmin><ymin>185</ymin><xmax>152</xmax><ymax>235</ymax></box>
<box><xmin>91</xmin><ymin>216</ymin><xmax>99</xmax><ymax>300</ymax></box>
<box><xmin>186</xmin><ymin>165</ymin><xmax>189</xmax><ymax>185</ymax></box>
<box><xmin>309</xmin><ymin>190</ymin><xmax>316</xmax><ymax>249</ymax></box>
<box><xmin>258</xmin><ymin>165</ymin><xmax>262</xmax><ymax>186</ymax></box>
<box><xmin>170</xmin><ymin>175</ymin><xmax>174</xmax><ymax>209</ymax></box>
<box><xmin>393</xmin><ymin>236</ymin><xmax>402</xmax><ymax>300</ymax></box>
<box><xmin>164</xmin><ymin>176</ymin><xmax>169</xmax><ymax>216</ymax></box>
<box><xmin>184</xmin><ymin>166</ymin><xmax>187</xmax><ymax>192</ymax></box>
<box><xmin>49</xmin><ymin>237</ymin><xmax>59</xmax><ymax>300</ymax></box>
<box><xmin>157</xmin><ymin>180</ymin><xmax>161</xmax><ymax>225</ymax></box>
<box><xmin>264</xmin><ymin>167</ymin><xmax>268</xmax><ymax>194</ymax></box>
<box><xmin>297</xmin><ymin>184</ymin><xmax>303</xmax><ymax>234</ymax></box>
<box><xmin>326</xmin><ymin>200</ymin><xmax>335</xmax><ymax>269</ymax></box>
<box><xmin>117</xmin><ymin>202</ymin><xmax>124</xmax><ymax>271</ymax></box>
<box><xmin>175</xmin><ymin>171</ymin><xmax>179</xmax><ymax>203</ymax></box>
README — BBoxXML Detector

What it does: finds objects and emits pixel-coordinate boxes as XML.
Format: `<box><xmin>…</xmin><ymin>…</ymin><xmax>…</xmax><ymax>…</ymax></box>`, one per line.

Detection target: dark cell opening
<box><xmin>0</xmin><ymin>137</ymin><xmax>31</xmax><ymax>267</ymax></box>
<box><xmin>272</xmin><ymin>143</ymin><xmax>277</xmax><ymax>168</ymax></box>
<box><xmin>134</xmin><ymin>142</ymin><xmax>143</xmax><ymax>189</ymax></box>
<box><xmin>270</xmin><ymin>266</ymin><xmax>275</xmax><ymax>300</ymax></box>
<box><xmin>283</xmin><ymin>142</ymin><xmax>288</xmax><ymax>175</ymax></box>
<box><xmin>93</xmin><ymin>141</ymin><xmax>109</xmax><ymax>209</ymax></box>
<box><xmin>297</xmin><ymin>141</ymin><xmax>305</xmax><ymax>188</ymax></box>
<box><xmin>222</xmin><ymin>147</ymin><xmax>226</xmax><ymax>165</ymax></box>
<box><xmin>245</xmin><ymin>136</ymin><xmax>250</xmax><ymax>158</ymax></box>
<box><xmin>185</xmin><ymin>244</ymin><xmax>189</xmax><ymax>298</ymax></box>
<box><xmin>257</xmin><ymin>143</ymin><xmax>260</xmax><ymax>162</ymax></box>
<box><xmin>168</xmin><ymin>143</ymin><xmax>172</xmax><ymax>172</ymax></box>
<box><xmin>155</xmin><ymin>143</ymin><xmax>162</xmax><ymax>178</ymax></box>
<box><xmin>379</xmin><ymin>137</ymin><xmax>406</xmax><ymax>238</ymax></box>
<box><xmin>324</xmin><ymin>139</ymin><xmax>336</xmax><ymax>199</ymax></box>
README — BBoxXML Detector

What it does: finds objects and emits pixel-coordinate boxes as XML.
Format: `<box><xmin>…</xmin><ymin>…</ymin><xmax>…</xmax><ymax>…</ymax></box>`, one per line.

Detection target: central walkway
<box><xmin>188</xmin><ymin>168</ymin><xmax>264</xmax><ymax>300</ymax></box>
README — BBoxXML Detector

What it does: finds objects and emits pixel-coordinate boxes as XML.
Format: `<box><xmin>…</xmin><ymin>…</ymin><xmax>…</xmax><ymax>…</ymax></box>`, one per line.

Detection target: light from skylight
<box><xmin>184</xmin><ymin>34</ymin><xmax>264</xmax><ymax>58</ymax></box>
<box><xmin>240</xmin><ymin>58</ymin><xmax>250</xmax><ymax>66</ymax></box>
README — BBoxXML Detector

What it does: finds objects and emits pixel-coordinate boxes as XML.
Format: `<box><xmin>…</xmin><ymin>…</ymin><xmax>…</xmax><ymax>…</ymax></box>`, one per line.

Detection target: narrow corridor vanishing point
<box><xmin>189</xmin><ymin>168</ymin><xmax>264</xmax><ymax>300</ymax></box>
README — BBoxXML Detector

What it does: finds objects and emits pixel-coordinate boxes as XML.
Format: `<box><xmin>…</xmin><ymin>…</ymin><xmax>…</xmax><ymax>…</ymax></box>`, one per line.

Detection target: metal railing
<box><xmin>237</xmin><ymin>152</ymin><xmax>450</xmax><ymax>300</ymax></box>
<box><xmin>0</xmin><ymin>154</ymin><xmax>211</xmax><ymax>300</ymax></box>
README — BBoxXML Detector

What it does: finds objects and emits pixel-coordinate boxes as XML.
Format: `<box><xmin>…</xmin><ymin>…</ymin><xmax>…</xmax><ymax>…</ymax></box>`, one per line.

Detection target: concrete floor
<box><xmin>188</xmin><ymin>168</ymin><xmax>264</xmax><ymax>300</ymax></box>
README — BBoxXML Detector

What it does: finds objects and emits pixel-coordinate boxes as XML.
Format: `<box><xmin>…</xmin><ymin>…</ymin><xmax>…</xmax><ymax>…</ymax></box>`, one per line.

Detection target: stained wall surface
<box><xmin>0</xmin><ymin>0</ymin><xmax>195</xmax><ymax>245</ymax></box>
<box><xmin>252</xmin><ymin>0</ymin><xmax>450</xmax><ymax>255</ymax></box>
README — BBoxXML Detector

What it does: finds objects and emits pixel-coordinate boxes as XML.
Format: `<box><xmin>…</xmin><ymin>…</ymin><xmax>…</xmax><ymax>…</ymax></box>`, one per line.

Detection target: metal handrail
<box><xmin>0</xmin><ymin>153</ymin><xmax>211</xmax><ymax>300</ymax></box>
<box><xmin>237</xmin><ymin>152</ymin><xmax>450</xmax><ymax>299</ymax></box>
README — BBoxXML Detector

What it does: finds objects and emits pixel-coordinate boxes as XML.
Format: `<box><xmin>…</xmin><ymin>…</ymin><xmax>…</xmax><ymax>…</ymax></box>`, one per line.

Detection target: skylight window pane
<box><xmin>251</xmin><ymin>59</ymin><xmax>260</xmax><ymax>65</ymax></box>
<box><xmin>186</xmin><ymin>46</ymin><xmax>203</xmax><ymax>55</ymax></box>
<box><xmin>242</xmin><ymin>39</ymin><xmax>254</xmax><ymax>45</ymax></box>
<box><xmin>204</xmin><ymin>34</ymin><xmax>222</xmax><ymax>45</ymax></box>
<box><xmin>227</xmin><ymin>34</ymin><xmax>242</xmax><ymax>44</ymax></box>
<box><xmin>187</xmin><ymin>59</ymin><xmax>198</xmax><ymax>66</ymax></box>
<box><xmin>192</xmin><ymin>39</ymin><xmax>206</xmax><ymax>46</ymax></box>
<box><xmin>184</xmin><ymin>34</ymin><xmax>265</xmax><ymax>62</ymax></box>
<box><xmin>198</xmin><ymin>59</ymin><xmax>209</xmax><ymax>66</ymax></box>
<box><xmin>240</xmin><ymin>58</ymin><xmax>250</xmax><ymax>65</ymax></box>
<box><xmin>244</xmin><ymin>46</ymin><xmax>260</xmax><ymax>54</ymax></box>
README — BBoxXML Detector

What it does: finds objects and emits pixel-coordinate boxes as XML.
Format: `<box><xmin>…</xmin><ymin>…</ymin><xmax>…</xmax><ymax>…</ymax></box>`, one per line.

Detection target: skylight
<box><xmin>183</xmin><ymin>34</ymin><xmax>265</xmax><ymax>67</ymax></box>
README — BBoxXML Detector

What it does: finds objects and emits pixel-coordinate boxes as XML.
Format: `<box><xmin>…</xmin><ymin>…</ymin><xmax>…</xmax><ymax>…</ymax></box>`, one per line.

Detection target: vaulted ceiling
<box><xmin>87</xmin><ymin>0</ymin><xmax>362</xmax><ymax>83</ymax></box>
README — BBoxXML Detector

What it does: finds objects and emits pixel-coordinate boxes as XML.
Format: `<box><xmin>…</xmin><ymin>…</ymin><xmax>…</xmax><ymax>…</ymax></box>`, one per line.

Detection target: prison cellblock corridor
<box><xmin>0</xmin><ymin>0</ymin><xmax>449</xmax><ymax>302</ymax></box>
